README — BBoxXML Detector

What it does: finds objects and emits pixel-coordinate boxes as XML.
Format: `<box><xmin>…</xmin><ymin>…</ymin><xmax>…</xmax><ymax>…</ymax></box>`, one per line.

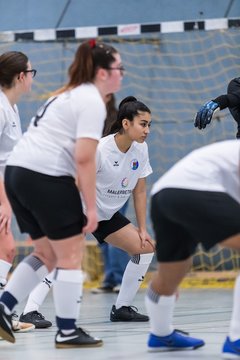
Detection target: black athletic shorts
<box><xmin>92</xmin><ymin>211</ymin><xmax>130</xmax><ymax>243</ymax></box>
<box><xmin>151</xmin><ymin>188</ymin><xmax>240</xmax><ymax>262</ymax></box>
<box><xmin>5</xmin><ymin>166</ymin><xmax>86</xmax><ymax>240</ymax></box>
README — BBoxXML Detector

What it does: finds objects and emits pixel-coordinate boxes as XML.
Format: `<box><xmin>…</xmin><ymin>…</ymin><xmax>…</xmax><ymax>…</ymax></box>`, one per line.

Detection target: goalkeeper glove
<box><xmin>194</xmin><ymin>100</ymin><xmax>220</xmax><ymax>129</ymax></box>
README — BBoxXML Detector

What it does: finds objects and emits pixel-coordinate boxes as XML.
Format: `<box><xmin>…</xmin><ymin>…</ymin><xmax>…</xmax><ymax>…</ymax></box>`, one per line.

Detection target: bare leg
<box><xmin>49</xmin><ymin>233</ymin><xmax>102</xmax><ymax>347</ymax></box>
<box><xmin>220</xmin><ymin>235</ymin><xmax>240</xmax><ymax>353</ymax></box>
<box><xmin>0</xmin><ymin>236</ymin><xmax>55</xmax><ymax>312</ymax></box>
<box><xmin>151</xmin><ymin>258</ymin><xmax>192</xmax><ymax>295</ymax></box>
<box><xmin>105</xmin><ymin>224</ymin><xmax>154</xmax><ymax>321</ymax></box>
<box><xmin>145</xmin><ymin>257</ymin><xmax>204</xmax><ymax>351</ymax></box>
<box><xmin>0</xmin><ymin>231</ymin><xmax>15</xmax><ymax>288</ymax></box>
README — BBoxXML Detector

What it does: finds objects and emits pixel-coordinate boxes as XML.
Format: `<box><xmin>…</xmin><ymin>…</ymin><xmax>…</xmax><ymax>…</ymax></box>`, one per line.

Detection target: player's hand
<box><xmin>138</xmin><ymin>229</ymin><xmax>155</xmax><ymax>250</ymax></box>
<box><xmin>194</xmin><ymin>100</ymin><xmax>220</xmax><ymax>129</ymax></box>
<box><xmin>82</xmin><ymin>209</ymin><xmax>98</xmax><ymax>234</ymax></box>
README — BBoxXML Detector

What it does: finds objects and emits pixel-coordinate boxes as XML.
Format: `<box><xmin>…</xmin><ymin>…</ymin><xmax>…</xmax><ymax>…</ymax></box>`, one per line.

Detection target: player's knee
<box><xmin>32</xmin><ymin>250</ymin><xmax>56</xmax><ymax>271</ymax></box>
<box><xmin>0</xmin><ymin>246</ymin><xmax>16</xmax><ymax>263</ymax></box>
<box><xmin>152</xmin><ymin>277</ymin><xmax>177</xmax><ymax>296</ymax></box>
<box><xmin>6</xmin><ymin>248</ymin><xmax>15</xmax><ymax>263</ymax></box>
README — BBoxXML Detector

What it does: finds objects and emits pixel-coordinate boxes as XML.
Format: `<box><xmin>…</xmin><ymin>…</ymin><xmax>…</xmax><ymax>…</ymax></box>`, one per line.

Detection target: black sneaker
<box><xmin>55</xmin><ymin>327</ymin><xmax>103</xmax><ymax>348</ymax></box>
<box><xmin>19</xmin><ymin>311</ymin><xmax>52</xmax><ymax>328</ymax></box>
<box><xmin>110</xmin><ymin>305</ymin><xmax>149</xmax><ymax>322</ymax></box>
<box><xmin>0</xmin><ymin>304</ymin><xmax>15</xmax><ymax>343</ymax></box>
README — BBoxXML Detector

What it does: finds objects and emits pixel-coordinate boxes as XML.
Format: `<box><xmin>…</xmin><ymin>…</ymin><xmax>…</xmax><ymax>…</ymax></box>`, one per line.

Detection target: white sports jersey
<box><xmin>0</xmin><ymin>90</ymin><xmax>22</xmax><ymax>178</ymax></box>
<box><xmin>7</xmin><ymin>83</ymin><xmax>106</xmax><ymax>177</ymax></box>
<box><xmin>95</xmin><ymin>134</ymin><xmax>152</xmax><ymax>221</ymax></box>
<box><xmin>151</xmin><ymin>139</ymin><xmax>240</xmax><ymax>204</ymax></box>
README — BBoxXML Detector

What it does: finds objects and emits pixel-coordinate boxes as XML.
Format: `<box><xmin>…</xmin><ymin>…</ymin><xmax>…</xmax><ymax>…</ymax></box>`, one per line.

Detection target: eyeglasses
<box><xmin>104</xmin><ymin>66</ymin><xmax>125</xmax><ymax>75</ymax></box>
<box><xmin>24</xmin><ymin>69</ymin><xmax>37</xmax><ymax>78</ymax></box>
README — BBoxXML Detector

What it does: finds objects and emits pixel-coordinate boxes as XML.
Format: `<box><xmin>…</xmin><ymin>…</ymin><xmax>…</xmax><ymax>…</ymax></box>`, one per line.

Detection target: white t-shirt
<box><xmin>7</xmin><ymin>83</ymin><xmax>106</xmax><ymax>177</ymax></box>
<box><xmin>0</xmin><ymin>90</ymin><xmax>22</xmax><ymax>178</ymax></box>
<box><xmin>151</xmin><ymin>139</ymin><xmax>240</xmax><ymax>204</ymax></box>
<box><xmin>94</xmin><ymin>134</ymin><xmax>152</xmax><ymax>221</ymax></box>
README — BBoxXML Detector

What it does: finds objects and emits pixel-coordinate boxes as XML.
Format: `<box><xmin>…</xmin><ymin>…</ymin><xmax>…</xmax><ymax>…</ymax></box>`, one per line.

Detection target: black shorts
<box><xmin>92</xmin><ymin>211</ymin><xmax>130</xmax><ymax>243</ymax></box>
<box><xmin>151</xmin><ymin>188</ymin><xmax>240</xmax><ymax>262</ymax></box>
<box><xmin>5</xmin><ymin>166</ymin><xmax>86</xmax><ymax>240</ymax></box>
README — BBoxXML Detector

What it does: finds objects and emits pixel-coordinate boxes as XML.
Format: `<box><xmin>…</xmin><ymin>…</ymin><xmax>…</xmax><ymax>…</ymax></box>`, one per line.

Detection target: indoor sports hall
<box><xmin>0</xmin><ymin>288</ymin><xmax>236</xmax><ymax>360</ymax></box>
<box><xmin>0</xmin><ymin>0</ymin><xmax>240</xmax><ymax>359</ymax></box>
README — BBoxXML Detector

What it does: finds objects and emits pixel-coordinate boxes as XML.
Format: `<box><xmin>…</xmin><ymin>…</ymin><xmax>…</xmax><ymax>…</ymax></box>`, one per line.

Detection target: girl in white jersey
<box><xmin>91</xmin><ymin>93</ymin><xmax>131</xmax><ymax>294</ymax></box>
<box><xmin>92</xmin><ymin>96</ymin><xmax>154</xmax><ymax>322</ymax></box>
<box><xmin>145</xmin><ymin>140</ymin><xmax>240</xmax><ymax>358</ymax></box>
<box><xmin>0</xmin><ymin>39</ymin><xmax>123</xmax><ymax>348</ymax></box>
<box><xmin>0</xmin><ymin>51</ymin><xmax>36</xmax><ymax>333</ymax></box>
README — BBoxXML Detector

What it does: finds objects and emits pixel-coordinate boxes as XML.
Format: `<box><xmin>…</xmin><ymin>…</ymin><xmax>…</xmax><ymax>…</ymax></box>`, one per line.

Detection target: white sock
<box><xmin>115</xmin><ymin>253</ymin><xmax>153</xmax><ymax>309</ymax></box>
<box><xmin>145</xmin><ymin>286</ymin><xmax>175</xmax><ymax>336</ymax></box>
<box><xmin>23</xmin><ymin>270</ymin><xmax>54</xmax><ymax>314</ymax></box>
<box><xmin>229</xmin><ymin>274</ymin><xmax>240</xmax><ymax>341</ymax></box>
<box><xmin>0</xmin><ymin>259</ymin><xmax>12</xmax><ymax>286</ymax></box>
<box><xmin>0</xmin><ymin>255</ymin><xmax>48</xmax><ymax>313</ymax></box>
<box><xmin>53</xmin><ymin>269</ymin><xmax>83</xmax><ymax>330</ymax></box>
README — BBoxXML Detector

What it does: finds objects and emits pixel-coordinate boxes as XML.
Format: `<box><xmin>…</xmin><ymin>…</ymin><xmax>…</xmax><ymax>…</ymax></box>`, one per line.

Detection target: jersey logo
<box><xmin>130</xmin><ymin>159</ymin><xmax>139</xmax><ymax>170</ymax></box>
<box><xmin>12</xmin><ymin>122</ymin><xmax>16</xmax><ymax>127</ymax></box>
<box><xmin>113</xmin><ymin>161</ymin><xmax>119</xmax><ymax>167</ymax></box>
<box><xmin>121</xmin><ymin>177</ymin><xmax>129</xmax><ymax>188</ymax></box>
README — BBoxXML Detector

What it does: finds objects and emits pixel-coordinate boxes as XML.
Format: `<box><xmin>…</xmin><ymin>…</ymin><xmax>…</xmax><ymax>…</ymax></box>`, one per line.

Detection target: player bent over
<box><xmin>146</xmin><ymin>139</ymin><xmax>240</xmax><ymax>358</ymax></box>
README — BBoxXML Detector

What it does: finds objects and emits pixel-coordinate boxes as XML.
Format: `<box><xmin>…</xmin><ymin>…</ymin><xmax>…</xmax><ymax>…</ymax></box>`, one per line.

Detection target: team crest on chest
<box><xmin>130</xmin><ymin>159</ymin><xmax>139</xmax><ymax>170</ymax></box>
<box><xmin>121</xmin><ymin>177</ymin><xmax>129</xmax><ymax>188</ymax></box>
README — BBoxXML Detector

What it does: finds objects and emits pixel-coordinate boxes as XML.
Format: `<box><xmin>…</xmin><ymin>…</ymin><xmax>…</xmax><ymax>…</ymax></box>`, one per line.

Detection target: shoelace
<box><xmin>79</xmin><ymin>327</ymin><xmax>91</xmax><ymax>336</ymax></box>
<box><xmin>175</xmin><ymin>329</ymin><xmax>189</xmax><ymax>335</ymax></box>
<box><xmin>125</xmin><ymin>305</ymin><xmax>138</xmax><ymax>313</ymax></box>
<box><xmin>60</xmin><ymin>327</ymin><xmax>91</xmax><ymax>338</ymax></box>
<box><xmin>32</xmin><ymin>311</ymin><xmax>45</xmax><ymax>319</ymax></box>
<box><xmin>11</xmin><ymin>311</ymin><xmax>18</xmax><ymax>320</ymax></box>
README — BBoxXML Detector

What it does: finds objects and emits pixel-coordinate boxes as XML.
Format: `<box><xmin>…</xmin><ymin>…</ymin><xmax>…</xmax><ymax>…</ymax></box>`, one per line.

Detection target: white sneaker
<box><xmin>11</xmin><ymin>319</ymin><xmax>35</xmax><ymax>332</ymax></box>
<box><xmin>11</xmin><ymin>313</ymin><xmax>35</xmax><ymax>332</ymax></box>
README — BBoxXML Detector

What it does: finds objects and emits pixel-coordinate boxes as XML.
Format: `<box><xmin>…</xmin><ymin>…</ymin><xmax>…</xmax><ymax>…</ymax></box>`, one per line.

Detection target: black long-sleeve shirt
<box><xmin>213</xmin><ymin>77</ymin><xmax>240</xmax><ymax>110</ymax></box>
<box><xmin>213</xmin><ymin>77</ymin><xmax>240</xmax><ymax>136</ymax></box>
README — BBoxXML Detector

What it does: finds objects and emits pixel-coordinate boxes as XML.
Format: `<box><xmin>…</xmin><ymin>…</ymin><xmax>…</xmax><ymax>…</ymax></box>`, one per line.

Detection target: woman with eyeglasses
<box><xmin>0</xmin><ymin>40</ymin><xmax>123</xmax><ymax>348</ymax></box>
<box><xmin>0</xmin><ymin>51</ymin><xmax>37</xmax><ymax>328</ymax></box>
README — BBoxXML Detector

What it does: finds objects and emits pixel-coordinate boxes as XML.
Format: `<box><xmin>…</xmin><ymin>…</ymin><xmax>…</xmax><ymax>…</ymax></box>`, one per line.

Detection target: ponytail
<box><xmin>54</xmin><ymin>40</ymin><xmax>118</xmax><ymax>95</ymax></box>
<box><xmin>102</xmin><ymin>94</ymin><xmax>118</xmax><ymax>137</ymax></box>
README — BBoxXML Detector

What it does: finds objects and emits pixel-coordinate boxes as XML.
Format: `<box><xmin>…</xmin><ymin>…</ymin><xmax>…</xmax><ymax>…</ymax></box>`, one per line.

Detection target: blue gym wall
<box><xmin>0</xmin><ymin>0</ymin><xmax>239</xmax><ymax>31</ymax></box>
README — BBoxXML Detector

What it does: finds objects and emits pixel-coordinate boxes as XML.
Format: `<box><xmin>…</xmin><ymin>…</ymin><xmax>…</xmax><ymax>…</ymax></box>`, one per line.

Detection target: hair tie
<box><xmin>89</xmin><ymin>39</ymin><xmax>96</xmax><ymax>49</ymax></box>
